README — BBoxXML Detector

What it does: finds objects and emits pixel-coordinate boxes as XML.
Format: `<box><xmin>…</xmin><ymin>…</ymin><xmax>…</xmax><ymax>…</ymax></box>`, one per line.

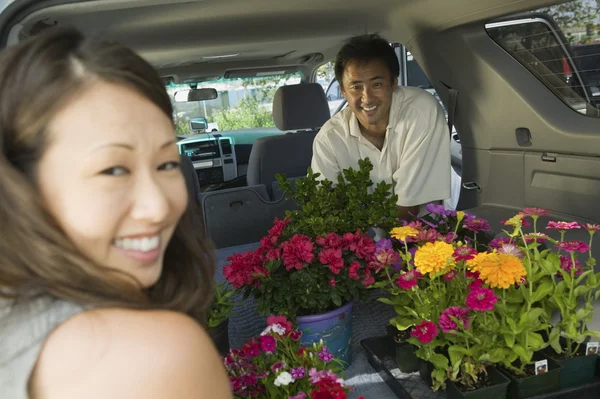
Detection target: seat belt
<box><xmin>447</xmin><ymin>88</ymin><xmax>459</xmax><ymax>136</ymax></box>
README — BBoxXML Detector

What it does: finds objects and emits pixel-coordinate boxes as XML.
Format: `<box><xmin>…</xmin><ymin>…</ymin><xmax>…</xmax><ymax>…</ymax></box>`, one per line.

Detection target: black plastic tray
<box><xmin>361</xmin><ymin>335</ymin><xmax>600</xmax><ymax>399</ymax></box>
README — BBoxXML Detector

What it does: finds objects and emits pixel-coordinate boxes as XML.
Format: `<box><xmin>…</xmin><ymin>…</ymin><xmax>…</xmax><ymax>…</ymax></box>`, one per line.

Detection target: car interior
<box><xmin>0</xmin><ymin>0</ymin><xmax>599</xmax><ymax>395</ymax></box>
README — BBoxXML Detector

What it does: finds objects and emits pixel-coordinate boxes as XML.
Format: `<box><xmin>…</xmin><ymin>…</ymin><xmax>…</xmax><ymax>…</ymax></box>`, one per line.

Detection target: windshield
<box><xmin>167</xmin><ymin>73</ymin><xmax>302</xmax><ymax>134</ymax></box>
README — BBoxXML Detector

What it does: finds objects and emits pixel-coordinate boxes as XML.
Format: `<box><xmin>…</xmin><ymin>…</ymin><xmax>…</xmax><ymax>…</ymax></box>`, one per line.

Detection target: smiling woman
<box><xmin>0</xmin><ymin>27</ymin><xmax>231</xmax><ymax>399</ymax></box>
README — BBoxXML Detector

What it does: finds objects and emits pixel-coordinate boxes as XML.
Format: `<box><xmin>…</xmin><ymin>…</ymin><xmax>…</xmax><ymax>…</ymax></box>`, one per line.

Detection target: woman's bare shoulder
<box><xmin>30</xmin><ymin>308</ymin><xmax>232</xmax><ymax>399</ymax></box>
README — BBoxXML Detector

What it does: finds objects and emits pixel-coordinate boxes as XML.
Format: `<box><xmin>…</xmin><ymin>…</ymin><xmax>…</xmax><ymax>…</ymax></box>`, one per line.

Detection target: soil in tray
<box><xmin>454</xmin><ymin>372</ymin><xmax>494</xmax><ymax>392</ymax></box>
<box><xmin>548</xmin><ymin>344</ymin><xmax>587</xmax><ymax>359</ymax></box>
<box><xmin>386</xmin><ymin>325</ymin><xmax>413</xmax><ymax>342</ymax></box>
<box><xmin>502</xmin><ymin>362</ymin><xmax>537</xmax><ymax>378</ymax></box>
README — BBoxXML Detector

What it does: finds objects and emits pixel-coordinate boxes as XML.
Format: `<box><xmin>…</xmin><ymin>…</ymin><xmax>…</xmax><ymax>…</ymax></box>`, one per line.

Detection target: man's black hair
<box><xmin>334</xmin><ymin>33</ymin><xmax>399</xmax><ymax>87</ymax></box>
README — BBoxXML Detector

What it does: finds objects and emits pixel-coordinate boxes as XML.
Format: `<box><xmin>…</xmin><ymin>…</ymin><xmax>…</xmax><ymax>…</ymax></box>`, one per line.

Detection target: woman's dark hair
<box><xmin>0</xmin><ymin>26</ymin><xmax>215</xmax><ymax>323</ymax></box>
<box><xmin>334</xmin><ymin>33</ymin><xmax>400</xmax><ymax>86</ymax></box>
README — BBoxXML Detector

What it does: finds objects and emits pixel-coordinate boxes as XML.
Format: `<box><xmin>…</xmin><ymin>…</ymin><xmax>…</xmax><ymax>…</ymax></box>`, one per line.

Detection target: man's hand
<box><xmin>397</xmin><ymin>205</ymin><xmax>420</xmax><ymax>222</ymax></box>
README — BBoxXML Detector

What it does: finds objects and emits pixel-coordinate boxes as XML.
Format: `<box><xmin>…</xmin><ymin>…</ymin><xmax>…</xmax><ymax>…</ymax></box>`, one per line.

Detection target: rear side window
<box><xmin>486</xmin><ymin>0</ymin><xmax>600</xmax><ymax>117</ymax></box>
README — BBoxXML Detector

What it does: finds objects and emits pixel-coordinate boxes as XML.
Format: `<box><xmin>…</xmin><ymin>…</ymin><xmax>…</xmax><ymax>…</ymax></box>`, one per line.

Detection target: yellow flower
<box><xmin>456</xmin><ymin>211</ymin><xmax>465</xmax><ymax>223</ymax></box>
<box><xmin>505</xmin><ymin>214</ymin><xmax>524</xmax><ymax>228</ymax></box>
<box><xmin>414</xmin><ymin>241</ymin><xmax>455</xmax><ymax>276</ymax></box>
<box><xmin>468</xmin><ymin>252</ymin><xmax>526</xmax><ymax>289</ymax></box>
<box><xmin>390</xmin><ymin>226</ymin><xmax>419</xmax><ymax>241</ymax></box>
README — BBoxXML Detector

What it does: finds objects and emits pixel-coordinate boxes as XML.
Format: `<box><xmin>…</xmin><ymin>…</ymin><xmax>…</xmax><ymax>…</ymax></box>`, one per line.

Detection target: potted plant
<box><xmin>223</xmin><ymin>315</ymin><xmax>365</xmax><ymax>399</ymax></box>
<box><xmin>223</xmin><ymin>158</ymin><xmax>399</xmax><ymax>367</ymax></box>
<box><xmin>208</xmin><ymin>282</ymin><xmax>237</xmax><ymax>356</ymax></box>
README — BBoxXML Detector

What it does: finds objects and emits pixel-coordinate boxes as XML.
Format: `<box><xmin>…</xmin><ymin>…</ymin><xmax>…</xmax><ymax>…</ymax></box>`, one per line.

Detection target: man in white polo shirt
<box><xmin>311</xmin><ymin>33</ymin><xmax>451</xmax><ymax>221</ymax></box>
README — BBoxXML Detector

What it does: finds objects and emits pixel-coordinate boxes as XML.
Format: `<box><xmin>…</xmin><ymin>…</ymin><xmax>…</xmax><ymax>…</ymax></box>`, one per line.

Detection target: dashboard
<box><xmin>178</xmin><ymin>134</ymin><xmax>237</xmax><ymax>186</ymax></box>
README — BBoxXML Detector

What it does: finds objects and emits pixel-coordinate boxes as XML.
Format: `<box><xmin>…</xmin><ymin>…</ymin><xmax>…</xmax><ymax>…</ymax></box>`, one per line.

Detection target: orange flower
<box><xmin>467</xmin><ymin>252</ymin><xmax>526</xmax><ymax>289</ymax></box>
<box><xmin>414</xmin><ymin>241</ymin><xmax>455</xmax><ymax>276</ymax></box>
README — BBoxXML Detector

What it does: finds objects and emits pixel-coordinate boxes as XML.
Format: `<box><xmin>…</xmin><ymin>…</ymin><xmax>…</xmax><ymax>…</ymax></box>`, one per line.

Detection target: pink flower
<box><xmin>439</xmin><ymin>307</ymin><xmax>471</xmax><ymax>332</ymax></box>
<box><xmin>468</xmin><ymin>279</ymin><xmax>484</xmax><ymax>291</ymax></box>
<box><xmin>498</xmin><ymin>243</ymin><xmax>524</xmax><ymax>259</ymax></box>
<box><xmin>489</xmin><ymin>237</ymin><xmax>512</xmax><ymax>250</ymax></box>
<box><xmin>522</xmin><ymin>208</ymin><xmax>550</xmax><ymax>217</ymax></box>
<box><xmin>267</xmin><ymin>315</ymin><xmax>293</xmax><ymax>332</ymax></box>
<box><xmin>444</xmin><ymin>270</ymin><xmax>457</xmax><ymax>281</ymax></box>
<box><xmin>265</xmin><ymin>247</ymin><xmax>281</xmax><ymax>261</ymax></box>
<box><xmin>281</xmin><ymin>234</ymin><xmax>315</xmax><ymax>271</ymax></box>
<box><xmin>348</xmin><ymin>261</ymin><xmax>361</xmax><ymax>280</ymax></box>
<box><xmin>319</xmin><ymin>248</ymin><xmax>344</xmax><ymax>274</ymax></box>
<box><xmin>260</xmin><ymin>235</ymin><xmax>275</xmax><ymax>250</ymax></box>
<box><xmin>585</xmin><ymin>224</ymin><xmax>600</xmax><ymax>232</ymax></box>
<box><xmin>329</xmin><ymin>278</ymin><xmax>336</xmax><ymax>287</ymax></box>
<box><xmin>289</xmin><ymin>392</ymin><xmax>307</xmax><ymax>399</ymax></box>
<box><xmin>259</xmin><ymin>335</ymin><xmax>276</xmax><ymax>353</ymax></box>
<box><xmin>559</xmin><ymin>255</ymin><xmax>583</xmax><ymax>276</ymax></box>
<box><xmin>268</xmin><ymin>216</ymin><xmax>291</xmax><ymax>239</ymax></box>
<box><xmin>444</xmin><ymin>232</ymin><xmax>458</xmax><ymax>243</ymax></box>
<box><xmin>290</xmin><ymin>367</ymin><xmax>306</xmax><ymax>379</ymax></box>
<box><xmin>375</xmin><ymin>249</ymin><xmax>401</xmax><ymax>267</ymax></box>
<box><xmin>353</xmin><ymin>234</ymin><xmax>376</xmax><ymax>260</ymax></box>
<box><xmin>290</xmin><ymin>330</ymin><xmax>303</xmax><ymax>341</ymax></box>
<box><xmin>466</xmin><ymin>288</ymin><xmax>498</xmax><ymax>312</ymax></box>
<box><xmin>524</xmin><ymin>233</ymin><xmax>550</xmax><ymax>242</ymax></box>
<box><xmin>316</xmin><ymin>232</ymin><xmax>343</xmax><ymax>249</ymax></box>
<box><xmin>411</xmin><ymin>321</ymin><xmax>439</xmax><ymax>343</ymax></box>
<box><xmin>406</xmin><ymin>229</ymin><xmax>442</xmax><ymax>244</ymax></box>
<box><xmin>397</xmin><ymin>270</ymin><xmax>422</xmax><ymax>289</ymax></box>
<box><xmin>318</xmin><ymin>347</ymin><xmax>334</xmax><ymax>363</ymax></box>
<box><xmin>271</xmin><ymin>361</ymin><xmax>286</xmax><ymax>372</ymax></box>
<box><xmin>547</xmin><ymin>221</ymin><xmax>581</xmax><ymax>231</ymax></box>
<box><xmin>342</xmin><ymin>232</ymin><xmax>357</xmax><ymax>250</ymax></box>
<box><xmin>453</xmin><ymin>246</ymin><xmax>477</xmax><ymax>261</ymax></box>
<box><xmin>223</xmin><ymin>251</ymin><xmax>267</xmax><ymax>288</ymax></box>
<box><xmin>464</xmin><ymin>218</ymin><xmax>491</xmax><ymax>233</ymax></box>
<box><xmin>362</xmin><ymin>269</ymin><xmax>375</xmax><ymax>287</ymax></box>
<box><xmin>556</xmin><ymin>240</ymin><xmax>590</xmax><ymax>253</ymax></box>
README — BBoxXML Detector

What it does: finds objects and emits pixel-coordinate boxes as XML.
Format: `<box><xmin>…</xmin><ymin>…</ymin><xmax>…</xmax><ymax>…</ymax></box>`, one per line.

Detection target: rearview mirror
<box><xmin>174</xmin><ymin>88</ymin><xmax>218</xmax><ymax>102</ymax></box>
<box><xmin>189</xmin><ymin>117</ymin><xmax>208</xmax><ymax>131</ymax></box>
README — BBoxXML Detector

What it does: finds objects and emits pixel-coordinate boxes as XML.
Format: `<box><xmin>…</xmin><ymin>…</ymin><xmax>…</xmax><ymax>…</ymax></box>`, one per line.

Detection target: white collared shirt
<box><xmin>311</xmin><ymin>86</ymin><xmax>451</xmax><ymax>207</ymax></box>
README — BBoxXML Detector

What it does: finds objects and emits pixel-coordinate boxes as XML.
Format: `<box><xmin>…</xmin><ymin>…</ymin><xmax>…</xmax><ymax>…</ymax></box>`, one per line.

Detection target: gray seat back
<box><xmin>246</xmin><ymin>83</ymin><xmax>330</xmax><ymax>199</ymax></box>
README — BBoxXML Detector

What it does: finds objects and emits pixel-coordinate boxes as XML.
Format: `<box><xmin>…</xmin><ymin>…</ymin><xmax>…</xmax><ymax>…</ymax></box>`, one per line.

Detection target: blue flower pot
<box><xmin>297</xmin><ymin>302</ymin><xmax>353</xmax><ymax>368</ymax></box>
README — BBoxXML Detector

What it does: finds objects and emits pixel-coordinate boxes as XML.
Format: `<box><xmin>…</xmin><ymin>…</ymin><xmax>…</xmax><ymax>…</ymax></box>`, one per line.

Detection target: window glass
<box><xmin>167</xmin><ymin>73</ymin><xmax>302</xmax><ymax>135</ymax></box>
<box><xmin>486</xmin><ymin>0</ymin><xmax>600</xmax><ymax>117</ymax></box>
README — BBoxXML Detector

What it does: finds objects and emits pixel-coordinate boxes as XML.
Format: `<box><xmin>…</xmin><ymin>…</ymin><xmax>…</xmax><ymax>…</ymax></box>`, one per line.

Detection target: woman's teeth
<box><xmin>114</xmin><ymin>235</ymin><xmax>160</xmax><ymax>252</ymax></box>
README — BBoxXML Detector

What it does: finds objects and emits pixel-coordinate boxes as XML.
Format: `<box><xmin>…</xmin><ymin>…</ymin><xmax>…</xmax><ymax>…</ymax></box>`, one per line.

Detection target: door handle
<box><xmin>462</xmin><ymin>181</ymin><xmax>481</xmax><ymax>192</ymax></box>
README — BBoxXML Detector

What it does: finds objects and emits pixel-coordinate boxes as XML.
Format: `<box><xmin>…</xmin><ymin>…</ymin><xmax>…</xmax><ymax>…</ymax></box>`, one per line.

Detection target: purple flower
<box><xmin>464</xmin><ymin>218</ymin><xmax>491</xmax><ymax>233</ymax></box>
<box><xmin>290</xmin><ymin>367</ymin><xmax>306</xmax><ymax>379</ymax></box>
<box><xmin>489</xmin><ymin>237</ymin><xmax>512</xmax><ymax>250</ymax></box>
<box><xmin>426</xmin><ymin>203</ymin><xmax>447</xmax><ymax>215</ymax></box>
<box><xmin>444</xmin><ymin>232</ymin><xmax>458</xmax><ymax>243</ymax></box>
<box><xmin>318</xmin><ymin>347</ymin><xmax>334</xmax><ymax>363</ymax></box>
<box><xmin>271</xmin><ymin>361</ymin><xmax>286</xmax><ymax>372</ymax></box>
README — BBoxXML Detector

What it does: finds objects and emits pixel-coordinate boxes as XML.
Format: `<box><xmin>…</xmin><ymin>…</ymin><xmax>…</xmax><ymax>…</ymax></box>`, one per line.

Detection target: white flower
<box><xmin>274</xmin><ymin>371</ymin><xmax>295</xmax><ymax>387</ymax></box>
<box><xmin>260</xmin><ymin>323</ymin><xmax>286</xmax><ymax>336</ymax></box>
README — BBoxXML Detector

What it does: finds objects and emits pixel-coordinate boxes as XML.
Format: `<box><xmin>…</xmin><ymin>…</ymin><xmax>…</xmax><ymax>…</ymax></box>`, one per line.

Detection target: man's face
<box><xmin>341</xmin><ymin>59</ymin><xmax>398</xmax><ymax>131</ymax></box>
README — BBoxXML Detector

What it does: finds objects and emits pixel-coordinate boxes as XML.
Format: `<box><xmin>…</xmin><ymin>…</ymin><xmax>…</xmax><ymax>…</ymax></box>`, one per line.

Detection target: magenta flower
<box><xmin>397</xmin><ymin>270</ymin><xmax>422</xmax><ymax>290</ymax></box>
<box><xmin>318</xmin><ymin>347</ymin><xmax>334</xmax><ymax>363</ymax></box>
<box><xmin>489</xmin><ymin>237</ymin><xmax>512</xmax><ymax>249</ymax></box>
<box><xmin>271</xmin><ymin>361</ymin><xmax>286</xmax><ymax>372</ymax></box>
<box><xmin>289</xmin><ymin>392</ymin><xmax>307</xmax><ymax>399</ymax></box>
<box><xmin>290</xmin><ymin>367</ymin><xmax>306</xmax><ymax>379</ymax></box>
<box><xmin>547</xmin><ymin>221</ymin><xmax>581</xmax><ymax>231</ymax></box>
<box><xmin>466</xmin><ymin>288</ymin><xmax>498</xmax><ymax>312</ymax></box>
<box><xmin>453</xmin><ymin>246</ymin><xmax>477</xmax><ymax>261</ymax></box>
<box><xmin>289</xmin><ymin>330</ymin><xmax>303</xmax><ymax>341</ymax></box>
<box><xmin>559</xmin><ymin>255</ymin><xmax>583</xmax><ymax>276</ymax></box>
<box><xmin>444</xmin><ymin>270</ymin><xmax>457</xmax><ymax>281</ymax></box>
<box><xmin>464</xmin><ymin>218</ymin><xmax>491</xmax><ymax>233</ymax></box>
<box><xmin>444</xmin><ymin>232</ymin><xmax>459</xmax><ymax>243</ymax></box>
<box><xmin>585</xmin><ymin>223</ymin><xmax>600</xmax><ymax>232</ymax></box>
<box><xmin>375</xmin><ymin>248</ymin><xmax>401</xmax><ymax>267</ymax></box>
<box><xmin>259</xmin><ymin>335</ymin><xmax>276</xmax><ymax>353</ymax></box>
<box><xmin>410</xmin><ymin>320</ymin><xmax>439</xmax><ymax>343</ymax></box>
<box><xmin>522</xmin><ymin>208</ymin><xmax>550</xmax><ymax>217</ymax></box>
<box><xmin>329</xmin><ymin>278</ymin><xmax>336</xmax><ymax>287</ymax></box>
<box><xmin>407</xmin><ymin>229</ymin><xmax>442</xmax><ymax>244</ymax></box>
<box><xmin>468</xmin><ymin>279</ymin><xmax>484</xmax><ymax>291</ymax></box>
<box><xmin>466</xmin><ymin>271</ymin><xmax>480</xmax><ymax>279</ymax></box>
<box><xmin>556</xmin><ymin>240</ymin><xmax>590</xmax><ymax>253</ymax></box>
<box><xmin>498</xmin><ymin>243</ymin><xmax>524</xmax><ymax>259</ymax></box>
<box><xmin>524</xmin><ymin>232</ymin><xmax>550</xmax><ymax>242</ymax></box>
<box><xmin>439</xmin><ymin>307</ymin><xmax>471</xmax><ymax>332</ymax></box>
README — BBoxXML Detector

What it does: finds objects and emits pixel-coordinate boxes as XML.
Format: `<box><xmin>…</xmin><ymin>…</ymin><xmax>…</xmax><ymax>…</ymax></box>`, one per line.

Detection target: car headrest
<box><xmin>272</xmin><ymin>83</ymin><xmax>331</xmax><ymax>131</ymax></box>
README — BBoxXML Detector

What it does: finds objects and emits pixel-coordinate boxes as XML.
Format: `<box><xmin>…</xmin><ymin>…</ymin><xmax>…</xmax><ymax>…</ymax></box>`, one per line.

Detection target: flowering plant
<box><xmin>224</xmin><ymin>315</ymin><xmax>363</xmax><ymax>399</ymax></box>
<box><xmin>223</xmin><ymin>216</ymin><xmax>383</xmax><ymax>319</ymax></box>
<box><xmin>208</xmin><ymin>282</ymin><xmax>237</xmax><ymax>328</ymax></box>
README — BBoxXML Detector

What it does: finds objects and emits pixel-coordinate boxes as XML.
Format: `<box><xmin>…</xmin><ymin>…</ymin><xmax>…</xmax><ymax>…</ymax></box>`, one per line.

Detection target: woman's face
<box><xmin>37</xmin><ymin>80</ymin><xmax>188</xmax><ymax>288</ymax></box>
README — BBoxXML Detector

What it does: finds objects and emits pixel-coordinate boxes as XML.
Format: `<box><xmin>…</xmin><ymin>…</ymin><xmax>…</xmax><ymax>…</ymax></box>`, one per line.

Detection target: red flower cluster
<box><xmin>223</xmin><ymin>251</ymin><xmax>268</xmax><ymax>289</ymax></box>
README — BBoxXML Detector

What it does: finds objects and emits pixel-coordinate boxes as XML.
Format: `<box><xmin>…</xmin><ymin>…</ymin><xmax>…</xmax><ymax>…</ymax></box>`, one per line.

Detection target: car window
<box><xmin>406</xmin><ymin>51</ymin><xmax>445</xmax><ymax>112</ymax></box>
<box><xmin>486</xmin><ymin>0</ymin><xmax>600</xmax><ymax>117</ymax></box>
<box><xmin>317</xmin><ymin>61</ymin><xmax>345</xmax><ymax>115</ymax></box>
<box><xmin>167</xmin><ymin>73</ymin><xmax>302</xmax><ymax>135</ymax></box>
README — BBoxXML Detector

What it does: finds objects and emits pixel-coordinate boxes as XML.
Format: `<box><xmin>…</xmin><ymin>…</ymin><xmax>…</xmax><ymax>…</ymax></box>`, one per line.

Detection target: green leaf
<box><xmin>503</xmin><ymin>332</ymin><xmax>516</xmax><ymax>348</ymax></box>
<box><xmin>377</xmin><ymin>298</ymin><xmax>395</xmax><ymax>305</ymax></box>
<box><xmin>487</xmin><ymin>348</ymin><xmax>511</xmax><ymax>363</ymax></box>
<box><xmin>513</xmin><ymin>344</ymin><xmax>533</xmax><ymax>363</ymax></box>
<box><xmin>531</xmin><ymin>281</ymin><xmax>554</xmax><ymax>303</ymax></box>
<box><xmin>390</xmin><ymin>316</ymin><xmax>416</xmax><ymax>331</ymax></box>
<box><xmin>583</xmin><ymin>330</ymin><xmax>600</xmax><ymax>340</ymax></box>
<box><xmin>448</xmin><ymin>346</ymin><xmax>469</xmax><ymax>369</ymax></box>
<box><xmin>527</xmin><ymin>332</ymin><xmax>546</xmax><ymax>351</ymax></box>
<box><xmin>429</xmin><ymin>353</ymin><xmax>450</xmax><ymax>371</ymax></box>
<box><xmin>574</xmin><ymin>285</ymin><xmax>592</xmax><ymax>298</ymax></box>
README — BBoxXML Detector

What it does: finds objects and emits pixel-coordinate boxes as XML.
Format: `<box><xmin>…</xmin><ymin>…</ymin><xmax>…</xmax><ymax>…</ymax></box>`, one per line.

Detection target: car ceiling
<box><xmin>1</xmin><ymin>0</ymin><xmax>562</xmax><ymax>83</ymax></box>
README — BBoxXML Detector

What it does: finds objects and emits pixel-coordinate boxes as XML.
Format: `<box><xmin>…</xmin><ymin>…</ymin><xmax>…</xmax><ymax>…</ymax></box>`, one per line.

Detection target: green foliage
<box><xmin>208</xmin><ymin>283</ymin><xmax>237</xmax><ymax>328</ymax></box>
<box><xmin>174</xmin><ymin>114</ymin><xmax>193</xmax><ymax>135</ymax></box>
<box><xmin>211</xmin><ymin>97</ymin><xmax>274</xmax><ymax>131</ymax></box>
<box><xmin>538</xmin><ymin>0</ymin><xmax>599</xmax><ymax>32</ymax></box>
<box><xmin>276</xmin><ymin>158</ymin><xmax>399</xmax><ymax>239</ymax></box>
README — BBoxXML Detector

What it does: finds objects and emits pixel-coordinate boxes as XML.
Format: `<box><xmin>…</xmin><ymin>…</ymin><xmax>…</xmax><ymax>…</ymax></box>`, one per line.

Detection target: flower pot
<box><xmin>209</xmin><ymin>318</ymin><xmax>230</xmax><ymax>356</ymax></box>
<box><xmin>419</xmin><ymin>359</ymin><xmax>435</xmax><ymax>387</ymax></box>
<box><xmin>446</xmin><ymin>367</ymin><xmax>510</xmax><ymax>399</ymax></box>
<box><xmin>297</xmin><ymin>302</ymin><xmax>353</xmax><ymax>368</ymax></box>
<box><xmin>395</xmin><ymin>341</ymin><xmax>420</xmax><ymax>373</ymax></box>
<box><xmin>542</xmin><ymin>347</ymin><xmax>597</xmax><ymax>389</ymax></box>
<box><xmin>499</xmin><ymin>356</ymin><xmax>562</xmax><ymax>398</ymax></box>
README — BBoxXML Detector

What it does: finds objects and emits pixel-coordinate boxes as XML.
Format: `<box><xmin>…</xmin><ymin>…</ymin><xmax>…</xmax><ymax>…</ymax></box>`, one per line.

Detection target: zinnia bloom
<box><xmin>466</xmin><ymin>288</ymin><xmax>498</xmax><ymax>312</ymax></box>
<box><xmin>439</xmin><ymin>307</ymin><xmax>471</xmax><ymax>332</ymax></box>
<box><xmin>411</xmin><ymin>320</ymin><xmax>439</xmax><ymax>343</ymax></box>
<box><xmin>406</xmin><ymin>228</ymin><xmax>442</xmax><ymax>244</ymax></box>
<box><xmin>390</xmin><ymin>226</ymin><xmax>419</xmax><ymax>241</ymax></box>
<box><xmin>397</xmin><ymin>270</ymin><xmax>422</xmax><ymax>289</ymax></box>
<box><xmin>555</xmin><ymin>240</ymin><xmax>590</xmax><ymax>253</ymax></box>
<box><xmin>453</xmin><ymin>246</ymin><xmax>477</xmax><ymax>261</ymax></box>
<box><xmin>547</xmin><ymin>221</ymin><xmax>581</xmax><ymax>231</ymax></box>
<box><xmin>414</xmin><ymin>241</ymin><xmax>455</xmax><ymax>276</ymax></box>
<box><xmin>524</xmin><ymin>232</ymin><xmax>550</xmax><ymax>242</ymax></box>
<box><xmin>464</xmin><ymin>218</ymin><xmax>491</xmax><ymax>233</ymax></box>
<box><xmin>468</xmin><ymin>279</ymin><xmax>484</xmax><ymax>291</ymax></box>
<box><xmin>585</xmin><ymin>223</ymin><xmax>600</xmax><ymax>232</ymax></box>
<box><xmin>559</xmin><ymin>255</ymin><xmax>583</xmax><ymax>276</ymax></box>
<box><xmin>444</xmin><ymin>270</ymin><xmax>457</xmax><ymax>281</ymax></box>
<box><xmin>489</xmin><ymin>237</ymin><xmax>512</xmax><ymax>249</ymax></box>
<box><xmin>467</xmin><ymin>252</ymin><xmax>526</xmax><ymax>289</ymax></box>
<box><xmin>522</xmin><ymin>207</ymin><xmax>550</xmax><ymax>217</ymax></box>
<box><xmin>498</xmin><ymin>243</ymin><xmax>524</xmax><ymax>259</ymax></box>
